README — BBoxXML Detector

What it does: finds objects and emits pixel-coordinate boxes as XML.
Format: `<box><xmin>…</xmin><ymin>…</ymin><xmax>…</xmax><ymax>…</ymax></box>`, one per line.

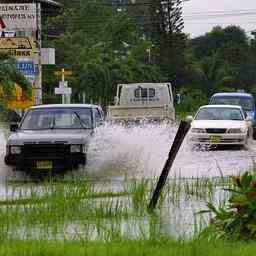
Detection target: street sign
<box><xmin>0</xmin><ymin>31</ymin><xmax>16</xmax><ymax>37</ymax></box>
<box><xmin>16</xmin><ymin>61</ymin><xmax>35</xmax><ymax>77</ymax></box>
<box><xmin>54</xmin><ymin>69</ymin><xmax>72</xmax><ymax>76</ymax></box>
<box><xmin>0</xmin><ymin>4</ymin><xmax>37</xmax><ymax>30</ymax></box>
<box><xmin>59</xmin><ymin>81</ymin><xmax>68</xmax><ymax>88</ymax></box>
<box><xmin>5</xmin><ymin>49</ymin><xmax>34</xmax><ymax>58</ymax></box>
<box><xmin>55</xmin><ymin>87</ymin><xmax>72</xmax><ymax>95</ymax></box>
<box><xmin>0</xmin><ymin>37</ymin><xmax>33</xmax><ymax>50</ymax></box>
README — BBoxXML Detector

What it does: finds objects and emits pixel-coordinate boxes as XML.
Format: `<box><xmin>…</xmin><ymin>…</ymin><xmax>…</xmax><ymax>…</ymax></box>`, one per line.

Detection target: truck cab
<box><xmin>209</xmin><ymin>92</ymin><xmax>256</xmax><ymax>138</ymax></box>
<box><xmin>108</xmin><ymin>83</ymin><xmax>175</xmax><ymax>121</ymax></box>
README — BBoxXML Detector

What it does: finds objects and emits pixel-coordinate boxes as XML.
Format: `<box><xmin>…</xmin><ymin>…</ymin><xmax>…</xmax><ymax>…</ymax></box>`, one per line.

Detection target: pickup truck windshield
<box><xmin>20</xmin><ymin>108</ymin><xmax>93</xmax><ymax>130</ymax></box>
<box><xmin>195</xmin><ymin>108</ymin><xmax>243</xmax><ymax>121</ymax></box>
<box><xmin>210</xmin><ymin>97</ymin><xmax>254</xmax><ymax>111</ymax></box>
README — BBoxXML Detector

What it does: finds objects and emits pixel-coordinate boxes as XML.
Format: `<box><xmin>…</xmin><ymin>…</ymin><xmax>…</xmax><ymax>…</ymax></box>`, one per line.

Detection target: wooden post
<box><xmin>148</xmin><ymin>120</ymin><xmax>191</xmax><ymax>212</ymax></box>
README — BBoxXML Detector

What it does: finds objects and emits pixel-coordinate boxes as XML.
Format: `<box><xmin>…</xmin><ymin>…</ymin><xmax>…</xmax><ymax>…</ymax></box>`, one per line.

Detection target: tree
<box><xmin>149</xmin><ymin>0</ymin><xmax>187</xmax><ymax>85</ymax></box>
<box><xmin>0</xmin><ymin>53</ymin><xmax>31</xmax><ymax>103</ymax></box>
<box><xmin>189</xmin><ymin>25</ymin><xmax>252</xmax><ymax>94</ymax></box>
<box><xmin>43</xmin><ymin>0</ymin><xmax>163</xmax><ymax>105</ymax></box>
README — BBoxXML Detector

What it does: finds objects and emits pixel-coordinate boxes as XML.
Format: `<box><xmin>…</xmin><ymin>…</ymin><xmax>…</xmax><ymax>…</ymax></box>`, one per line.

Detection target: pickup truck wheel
<box><xmin>253</xmin><ymin>129</ymin><xmax>256</xmax><ymax>140</ymax></box>
<box><xmin>4</xmin><ymin>156</ymin><xmax>11</xmax><ymax>165</ymax></box>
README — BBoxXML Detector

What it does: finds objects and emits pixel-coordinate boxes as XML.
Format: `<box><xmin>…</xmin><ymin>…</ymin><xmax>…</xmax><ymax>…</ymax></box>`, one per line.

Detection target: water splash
<box><xmin>85</xmin><ymin>122</ymin><xmax>256</xmax><ymax>179</ymax></box>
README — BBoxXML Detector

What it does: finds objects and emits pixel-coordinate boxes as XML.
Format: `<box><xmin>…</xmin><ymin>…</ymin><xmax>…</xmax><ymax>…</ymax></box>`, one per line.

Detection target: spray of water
<box><xmin>0</xmin><ymin>122</ymin><xmax>255</xmax><ymax>182</ymax></box>
<box><xmin>85</xmin><ymin>122</ymin><xmax>256</xmax><ymax>179</ymax></box>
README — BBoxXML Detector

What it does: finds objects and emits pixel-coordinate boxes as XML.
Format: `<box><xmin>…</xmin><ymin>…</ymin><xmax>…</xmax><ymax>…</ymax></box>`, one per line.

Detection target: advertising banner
<box><xmin>0</xmin><ymin>4</ymin><xmax>37</xmax><ymax>30</ymax></box>
<box><xmin>16</xmin><ymin>60</ymin><xmax>36</xmax><ymax>85</ymax></box>
<box><xmin>0</xmin><ymin>37</ymin><xmax>33</xmax><ymax>49</ymax></box>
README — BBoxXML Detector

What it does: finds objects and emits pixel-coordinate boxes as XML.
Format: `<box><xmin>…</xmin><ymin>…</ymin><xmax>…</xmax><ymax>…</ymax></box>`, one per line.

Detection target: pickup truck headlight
<box><xmin>10</xmin><ymin>146</ymin><xmax>21</xmax><ymax>154</ymax></box>
<box><xmin>191</xmin><ymin>128</ymin><xmax>206</xmax><ymax>133</ymax></box>
<box><xmin>70</xmin><ymin>145</ymin><xmax>82</xmax><ymax>153</ymax></box>
<box><xmin>228</xmin><ymin>128</ymin><xmax>245</xmax><ymax>134</ymax></box>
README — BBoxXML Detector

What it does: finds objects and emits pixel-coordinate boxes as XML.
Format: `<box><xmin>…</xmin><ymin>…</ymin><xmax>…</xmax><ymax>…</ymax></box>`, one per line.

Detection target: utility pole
<box><xmin>35</xmin><ymin>1</ymin><xmax>42</xmax><ymax>105</ymax></box>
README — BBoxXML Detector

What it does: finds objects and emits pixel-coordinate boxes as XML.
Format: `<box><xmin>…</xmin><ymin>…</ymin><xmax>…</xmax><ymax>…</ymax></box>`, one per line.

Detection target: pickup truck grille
<box><xmin>22</xmin><ymin>144</ymin><xmax>70</xmax><ymax>158</ymax></box>
<box><xmin>206</xmin><ymin>128</ymin><xmax>227</xmax><ymax>134</ymax></box>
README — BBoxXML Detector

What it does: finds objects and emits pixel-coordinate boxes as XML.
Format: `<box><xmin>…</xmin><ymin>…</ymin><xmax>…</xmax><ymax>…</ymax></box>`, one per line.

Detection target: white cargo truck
<box><xmin>107</xmin><ymin>83</ymin><xmax>175</xmax><ymax>121</ymax></box>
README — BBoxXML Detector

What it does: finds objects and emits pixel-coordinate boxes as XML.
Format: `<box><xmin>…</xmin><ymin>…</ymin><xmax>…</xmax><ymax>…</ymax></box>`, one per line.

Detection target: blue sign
<box><xmin>16</xmin><ymin>61</ymin><xmax>35</xmax><ymax>77</ymax></box>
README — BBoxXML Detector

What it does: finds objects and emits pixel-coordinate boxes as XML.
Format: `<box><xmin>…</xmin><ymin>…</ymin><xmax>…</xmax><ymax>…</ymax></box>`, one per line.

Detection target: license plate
<box><xmin>36</xmin><ymin>161</ymin><xmax>53</xmax><ymax>170</ymax></box>
<box><xmin>210</xmin><ymin>135</ymin><xmax>221</xmax><ymax>143</ymax></box>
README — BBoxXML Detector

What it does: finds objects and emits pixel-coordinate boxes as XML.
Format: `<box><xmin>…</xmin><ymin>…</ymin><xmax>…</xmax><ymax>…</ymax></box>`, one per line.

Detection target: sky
<box><xmin>182</xmin><ymin>0</ymin><xmax>256</xmax><ymax>38</ymax></box>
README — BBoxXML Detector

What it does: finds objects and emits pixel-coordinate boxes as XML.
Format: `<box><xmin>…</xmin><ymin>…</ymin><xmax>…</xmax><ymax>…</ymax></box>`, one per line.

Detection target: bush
<box><xmin>205</xmin><ymin>171</ymin><xmax>256</xmax><ymax>240</ymax></box>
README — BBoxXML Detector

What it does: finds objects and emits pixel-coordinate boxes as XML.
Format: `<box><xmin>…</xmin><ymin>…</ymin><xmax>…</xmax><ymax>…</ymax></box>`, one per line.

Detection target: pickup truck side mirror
<box><xmin>10</xmin><ymin>123</ymin><xmax>19</xmax><ymax>132</ymax></box>
<box><xmin>175</xmin><ymin>94</ymin><xmax>181</xmax><ymax>104</ymax></box>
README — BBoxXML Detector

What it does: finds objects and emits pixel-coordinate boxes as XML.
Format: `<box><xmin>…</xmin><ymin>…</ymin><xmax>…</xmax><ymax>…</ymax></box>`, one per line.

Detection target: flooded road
<box><xmin>0</xmin><ymin>122</ymin><xmax>256</xmax><ymax>181</ymax></box>
<box><xmin>0</xmin><ymin>122</ymin><xmax>254</xmax><ymax>239</ymax></box>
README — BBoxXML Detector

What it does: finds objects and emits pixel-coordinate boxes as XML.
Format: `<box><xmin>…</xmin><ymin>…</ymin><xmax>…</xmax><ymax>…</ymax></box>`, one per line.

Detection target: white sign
<box><xmin>59</xmin><ymin>81</ymin><xmax>68</xmax><ymax>88</ymax></box>
<box><xmin>41</xmin><ymin>48</ymin><xmax>55</xmax><ymax>65</ymax></box>
<box><xmin>55</xmin><ymin>87</ymin><xmax>72</xmax><ymax>95</ymax></box>
<box><xmin>0</xmin><ymin>4</ymin><xmax>37</xmax><ymax>30</ymax></box>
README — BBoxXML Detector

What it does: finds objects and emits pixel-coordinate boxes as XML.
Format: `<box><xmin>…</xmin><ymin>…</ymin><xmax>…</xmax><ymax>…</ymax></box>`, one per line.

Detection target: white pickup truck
<box><xmin>107</xmin><ymin>83</ymin><xmax>175</xmax><ymax>122</ymax></box>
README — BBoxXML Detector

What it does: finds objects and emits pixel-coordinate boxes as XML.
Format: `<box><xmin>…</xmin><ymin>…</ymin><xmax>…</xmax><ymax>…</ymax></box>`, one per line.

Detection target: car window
<box><xmin>20</xmin><ymin>108</ymin><xmax>93</xmax><ymax>130</ymax></box>
<box><xmin>134</xmin><ymin>88</ymin><xmax>155</xmax><ymax>98</ymax></box>
<box><xmin>211</xmin><ymin>97</ymin><xmax>254</xmax><ymax>111</ymax></box>
<box><xmin>195</xmin><ymin>108</ymin><xmax>244</xmax><ymax>121</ymax></box>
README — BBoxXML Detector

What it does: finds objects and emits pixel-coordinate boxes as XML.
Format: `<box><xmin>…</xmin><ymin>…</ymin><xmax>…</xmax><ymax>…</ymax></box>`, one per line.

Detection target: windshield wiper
<box><xmin>73</xmin><ymin>112</ymin><xmax>91</xmax><ymax>129</ymax></box>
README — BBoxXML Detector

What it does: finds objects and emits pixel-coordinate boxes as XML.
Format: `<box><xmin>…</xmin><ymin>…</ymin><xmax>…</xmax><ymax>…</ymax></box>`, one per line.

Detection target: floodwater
<box><xmin>0</xmin><ymin>121</ymin><xmax>256</xmax><ymax>182</ymax></box>
<box><xmin>0</xmin><ymin>122</ymin><xmax>255</xmax><ymax>238</ymax></box>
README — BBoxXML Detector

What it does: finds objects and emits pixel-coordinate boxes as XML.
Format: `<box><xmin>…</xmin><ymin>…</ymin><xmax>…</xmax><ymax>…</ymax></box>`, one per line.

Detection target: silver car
<box><xmin>5</xmin><ymin>104</ymin><xmax>104</xmax><ymax>172</ymax></box>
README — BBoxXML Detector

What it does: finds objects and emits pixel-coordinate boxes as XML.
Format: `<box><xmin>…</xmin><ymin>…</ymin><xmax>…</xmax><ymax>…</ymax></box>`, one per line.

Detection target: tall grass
<box><xmin>0</xmin><ymin>176</ymin><xmax>232</xmax><ymax>242</ymax></box>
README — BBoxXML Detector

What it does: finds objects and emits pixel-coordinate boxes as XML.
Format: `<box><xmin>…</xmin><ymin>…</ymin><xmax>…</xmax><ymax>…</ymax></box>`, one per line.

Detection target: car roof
<box><xmin>211</xmin><ymin>92</ymin><xmax>254</xmax><ymax>98</ymax></box>
<box><xmin>199</xmin><ymin>104</ymin><xmax>243</xmax><ymax>110</ymax></box>
<box><xmin>121</xmin><ymin>83</ymin><xmax>171</xmax><ymax>88</ymax></box>
<box><xmin>29</xmin><ymin>104</ymin><xmax>101</xmax><ymax>109</ymax></box>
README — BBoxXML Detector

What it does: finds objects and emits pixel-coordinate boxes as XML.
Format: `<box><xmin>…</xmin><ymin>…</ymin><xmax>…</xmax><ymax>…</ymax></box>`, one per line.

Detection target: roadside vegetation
<box><xmin>0</xmin><ymin>53</ymin><xmax>31</xmax><ymax>101</ymax></box>
<box><xmin>3</xmin><ymin>239</ymin><xmax>256</xmax><ymax>256</ymax></box>
<box><xmin>1</xmin><ymin>172</ymin><xmax>256</xmax><ymax>254</ymax></box>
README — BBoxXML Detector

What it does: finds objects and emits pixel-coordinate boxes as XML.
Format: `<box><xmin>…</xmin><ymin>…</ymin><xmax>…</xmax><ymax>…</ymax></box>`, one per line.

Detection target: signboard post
<box><xmin>54</xmin><ymin>69</ymin><xmax>72</xmax><ymax>104</ymax></box>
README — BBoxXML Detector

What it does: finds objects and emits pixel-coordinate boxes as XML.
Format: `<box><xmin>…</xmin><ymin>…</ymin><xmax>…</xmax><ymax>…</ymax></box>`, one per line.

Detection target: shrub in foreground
<box><xmin>204</xmin><ymin>171</ymin><xmax>256</xmax><ymax>240</ymax></box>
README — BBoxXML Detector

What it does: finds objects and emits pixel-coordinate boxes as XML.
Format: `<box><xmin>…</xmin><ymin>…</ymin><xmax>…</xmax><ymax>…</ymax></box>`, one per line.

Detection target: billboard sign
<box><xmin>0</xmin><ymin>37</ymin><xmax>33</xmax><ymax>49</ymax></box>
<box><xmin>16</xmin><ymin>60</ymin><xmax>36</xmax><ymax>84</ymax></box>
<box><xmin>0</xmin><ymin>4</ymin><xmax>37</xmax><ymax>30</ymax></box>
<box><xmin>17</xmin><ymin>60</ymin><xmax>35</xmax><ymax>77</ymax></box>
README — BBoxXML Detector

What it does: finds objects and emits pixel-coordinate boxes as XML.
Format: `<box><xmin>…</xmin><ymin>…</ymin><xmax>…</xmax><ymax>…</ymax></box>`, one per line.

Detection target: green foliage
<box><xmin>175</xmin><ymin>87</ymin><xmax>208</xmax><ymax>119</ymax></box>
<box><xmin>0</xmin><ymin>53</ymin><xmax>31</xmax><ymax>101</ymax></box>
<box><xmin>43</xmin><ymin>0</ymin><xmax>163</xmax><ymax>105</ymax></box>
<box><xmin>4</xmin><ymin>238</ymin><xmax>256</xmax><ymax>256</ymax></box>
<box><xmin>205</xmin><ymin>171</ymin><xmax>256</xmax><ymax>240</ymax></box>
